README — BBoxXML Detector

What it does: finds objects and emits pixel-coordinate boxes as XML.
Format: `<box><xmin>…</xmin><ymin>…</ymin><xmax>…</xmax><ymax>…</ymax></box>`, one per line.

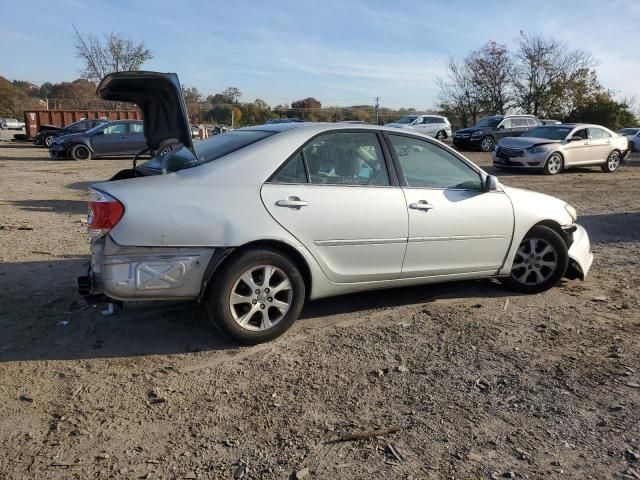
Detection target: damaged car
<box><xmin>493</xmin><ymin>124</ymin><xmax>629</xmax><ymax>175</ymax></box>
<box><xmin>78</xmin><ymin>71</ymin><xmax>594</xmax><ymax>344</ymax></box>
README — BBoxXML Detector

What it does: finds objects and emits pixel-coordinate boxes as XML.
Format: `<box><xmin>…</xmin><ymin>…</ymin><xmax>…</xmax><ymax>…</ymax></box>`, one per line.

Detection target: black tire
<box><xmin>435</xmin><ymin>130</ymin><xmax>446</xmax><ymax>141</ymax></box>
<box><xmin>71</xmin><ymin>144</ymin><xmax>91</xmax><ymax>161</ymax></box>
<box><xmin>480</xmin><ymin>136</ymin><xmax>495</xmax><ymax>152</ymax></box>
<box><xmin>501</xmin><ymin>225</ymin><xmax>569</xmax><ymax>294</ymax></box>
<box><xmin>601</xmin><ymin>150</ymin><xmax>621</xmax><ymax>173</ymax></box>
<box><xmin>44</xmin><ymin>135</ymin><xmax>55</xmax><ymax>148</ymax></box>
<box><xmin>543</xmin><ymin>152</ymin><xmax>563</xmax><ymax>175</ymax></box>
<box><xmin>205</xmin><ymin>248</ymin><xmax>306</xmax><ymax>344</ymax></box>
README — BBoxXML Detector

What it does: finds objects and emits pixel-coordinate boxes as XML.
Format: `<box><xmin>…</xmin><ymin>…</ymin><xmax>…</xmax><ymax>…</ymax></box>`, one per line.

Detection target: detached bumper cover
<box><xmin>567</xmin><ymin>224</ymin><xmax>593</xmax><ymax>280</ymax></box>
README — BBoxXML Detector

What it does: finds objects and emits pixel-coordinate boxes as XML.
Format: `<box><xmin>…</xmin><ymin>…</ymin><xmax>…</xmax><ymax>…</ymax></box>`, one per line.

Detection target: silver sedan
<box><xmin>493</xmin><ymin>124</ymin><xmax>629</xmax><ymax>175</ymax></box>
<box><xmin>78</xmin><ymin>72</ymin><xmax>593</xmax><ymax>344</ymax></box>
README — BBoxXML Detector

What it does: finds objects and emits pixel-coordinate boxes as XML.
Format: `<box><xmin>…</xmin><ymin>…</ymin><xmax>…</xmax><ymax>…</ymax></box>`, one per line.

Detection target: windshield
<box><xmin>140</xmin><ymin>129</ymin><xmax>277</xmax><ymax>172</ymax></box>
<box><xmin>524</xmin><ymin>126</ymin><xmax>572</xmax><ymax>140</ymax></box>
<box><xmin>474</xmin><ymin>117</ymin><xmax>501</xmax><ymax>128</ymax></box>
<box><xmin>397</xmin><ymin>115</ymin><xmax>417</xmax><ymax>124</ymax></box>
<box><xmin>618</xmin><ymin>128</ymin><xmax>639</xmax><ymax>135</ymax></box>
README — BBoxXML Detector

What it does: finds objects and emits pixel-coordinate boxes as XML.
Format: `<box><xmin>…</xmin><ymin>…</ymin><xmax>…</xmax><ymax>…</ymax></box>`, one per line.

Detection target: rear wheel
<box><xmin>502</xmin><ymin>225</ymin><xmax>568</xmax><ymax>294</ymax></box>
<box><xmin>435</xmin><ymin>130</ymin><xmax>446</xmax><ymax>141</ymax></box>
<box><xmin>71</xmin><ymin>144</ymin><xmax>91</xmax><ymax>161</ymax></box>
<box><xmin>543</xmin><ymin>153</ymin><xmax>563</xmax><ymax>175</ymax></box>
<box><xmin>205</xmin><ymin>249</ymin><xmax>305</xmax><ymax>344</ymax></box>
<box><xmin>480</xmin><ymin>136</ymin><xmax>495</xmax><ymax>152</ymax></box>
<box><xmin>601</xmin><ymin>150</ymin><xmax>621</xmax><ymax>173</ymax></box>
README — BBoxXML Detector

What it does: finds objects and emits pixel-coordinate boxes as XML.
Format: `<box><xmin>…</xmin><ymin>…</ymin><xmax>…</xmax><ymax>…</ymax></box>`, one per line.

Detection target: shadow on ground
<box><xmin>0</xmin><ymin>257</ymin><xmax>516</xmax><ymax>362</ymax></box>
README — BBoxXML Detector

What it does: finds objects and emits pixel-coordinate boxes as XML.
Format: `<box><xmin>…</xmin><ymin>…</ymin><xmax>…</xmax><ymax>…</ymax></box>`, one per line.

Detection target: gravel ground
<box><xmin>0</xmin><ymin>139</ymin><xmax>639</xmax><ymax>479</ymax></box>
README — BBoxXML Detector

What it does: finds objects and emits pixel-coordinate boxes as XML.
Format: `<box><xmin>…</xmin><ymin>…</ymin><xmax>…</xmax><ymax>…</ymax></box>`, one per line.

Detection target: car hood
<box><xmin>52</xmin><ymin>132</ymin><xmax>86</xmax><ymax>144</ymax></box>
<box><xmin>499</xmin><ymin>137</ymin><xmax>561</xmax><ymax>148</ymax></box>
<box><xmin>97</xmin><ymin>71</ymin><xmax>194</xmax><ymax>157</ymax></box>
<box><xmin>456</xmin><ymin>127</ymin><xmax>484</xmax><ymax>134</ymax></box>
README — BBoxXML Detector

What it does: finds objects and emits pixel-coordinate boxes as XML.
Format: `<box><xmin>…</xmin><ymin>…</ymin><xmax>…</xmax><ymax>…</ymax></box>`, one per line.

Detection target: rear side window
<box><xmin>303</xmin><ymin>132</ymin><xmax>390</xmax><ymax>186</ymax></box>
<box><xmin>271</xmin><ymin>152</ymin><xmax>307</xmax><ymax>183</ymax></box>
<box><xmin>512</xmin><ymin>118</ymin><xmax>527</xmax><ymax>127</ymax></box>
<box><xmin>589</xmin><ymin>128</ymin><xmax>611</xmax><ymax>139</ymax></box>
<box><xmin>130</xmin><ymin>123</ymin><xmax>144</xmax><ymax>133</ymax></box>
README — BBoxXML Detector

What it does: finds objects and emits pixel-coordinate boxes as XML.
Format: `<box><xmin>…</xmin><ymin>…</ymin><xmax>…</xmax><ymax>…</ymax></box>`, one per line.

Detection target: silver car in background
<box><xmin>405</xmin><ymin>114</ymin><xmax>452</xmax><ymax>141</ymax></box>
<box><xmin>78</xmin><ymin>72</ymin><xmax>593</xmax><ymax>345</ymax></box>
<box><xmin>493</xmin><ymin>124</ymin><xmax>629</xmax><ymax>175</ymax></box>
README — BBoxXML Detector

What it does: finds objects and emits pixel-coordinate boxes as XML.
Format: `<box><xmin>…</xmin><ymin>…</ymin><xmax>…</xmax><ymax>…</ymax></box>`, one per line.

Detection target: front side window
<box><xmin>302</xmin><ymin>132</ymin><xmax>390</xmax><ymax>186</ymax></box>
<box><xmin>130</xmin><ymin>123</ymin><xmax>144</xmax><ymax>133</ymax></box>
<box><xmin>573</xmin><ymin>128</ymin><xmax>588</xmax><ymax>140</ymax></box>
<box><xmin>101</xmin><ymin>123</ymin><xmax>128</xmax><ymax>135</ymax></box>
<box><xmin>389</xmin><ymin>135</ymin><xmax>483</xmax><ymax>191</ymax></box>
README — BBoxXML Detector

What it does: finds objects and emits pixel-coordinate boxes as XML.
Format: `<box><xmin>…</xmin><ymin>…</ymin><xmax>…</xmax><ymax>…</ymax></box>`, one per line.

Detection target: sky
<box><xmin>1</xmin><ymin>0</ymin><xmax>639</xmax><ymax>109</ymax></box>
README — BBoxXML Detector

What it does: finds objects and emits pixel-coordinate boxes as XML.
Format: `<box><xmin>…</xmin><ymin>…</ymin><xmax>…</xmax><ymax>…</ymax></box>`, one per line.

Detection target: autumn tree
<box><xmin>512</xmin><ymin>31</ymin><xmax>595</xmax><ymax>118</ymax></box>
<box><xmin>436</xmin><ymin>58</ymin><xmax>481</xmax><ymax>127</ymax></box>
<box><xmin>467</xmin><ymin>41</ymin><xmax>513</xmax><ymax>115</ymax></box>
<box><xmin>73</xmin><ymin>26</ymin><xmax>153</xmax><ymax>83</ymax></box>
<box><xmin>50</xmin><ymin>79</ymin><xmax>96</xmax><ymax>100</ymax></box>
<box><xmin>222</xmin><ymin>87</ymin><xmax>242</xmax><ymax>104</ymax></box>
<box><xmin>291</xmin><ymin>97</ymin><xmax>322</xmax><ymax>110</ymax></box>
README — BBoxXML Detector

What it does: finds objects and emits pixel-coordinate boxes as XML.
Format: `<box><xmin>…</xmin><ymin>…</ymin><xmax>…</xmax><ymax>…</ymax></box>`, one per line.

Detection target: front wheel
<box><xmin>205</xmin><ymin>249</ymin><xmax>306</xmax><ymax>344</ymax></box>
<box><xmin>480</xmin><ymin>136</ymin><xmax>495</xmax><ymax>152</ymax></box>
<box><xmin>44</xmin><ymin>135</ymin><xmax>55</xmax><ymax>147</ymax></box>
<box><xmin>543</xmin><ymin>153</ymin><xmax>563</xmax><ymax>175</ymax></box>
<box><xmin>71</xmin><ymin>144</ymin><xmax>92</xmax><ymax>161</ymax></box>
<box><xmin>601</xmin><ymin>150</ymin><xmax>621</xmax><ymax>173</ymax></box>
<box><xmin>501</xmin><ymin>225</ymin><xmax>568</xmax><ymax>294</ymax></box>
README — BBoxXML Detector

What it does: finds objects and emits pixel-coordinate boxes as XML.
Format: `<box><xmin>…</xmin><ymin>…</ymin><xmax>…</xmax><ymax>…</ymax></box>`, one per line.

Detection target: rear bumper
<box><xmin>566</xmin><ymin>224</ymin><xmax>593</xmax><ymax>280</ymax></box>
<box><xmin>77</xmin><ymin>236</ymin><xmax>215</xmax><ymax>303</ymax></box>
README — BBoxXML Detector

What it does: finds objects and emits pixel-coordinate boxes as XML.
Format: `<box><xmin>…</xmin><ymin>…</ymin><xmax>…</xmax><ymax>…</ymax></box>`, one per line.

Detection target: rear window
<box><xmin>140</xmin><ymin>129</ymin><xmax>276</xmax><ymax>172</ymax></box>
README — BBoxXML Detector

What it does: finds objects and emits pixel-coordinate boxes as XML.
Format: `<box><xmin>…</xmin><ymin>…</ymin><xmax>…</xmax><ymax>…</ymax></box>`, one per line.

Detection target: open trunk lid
<box><xmin>97</xmin><ymin>71</ymin><xmax>195</xmax><ymax>157</ymax></box>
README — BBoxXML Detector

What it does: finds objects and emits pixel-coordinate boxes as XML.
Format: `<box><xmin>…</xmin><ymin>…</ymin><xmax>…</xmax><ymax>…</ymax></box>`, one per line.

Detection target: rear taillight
<box><xmin>87</xmin><ymin>189</ymin><xmax>124</xmax><ymax>239</ymax></box>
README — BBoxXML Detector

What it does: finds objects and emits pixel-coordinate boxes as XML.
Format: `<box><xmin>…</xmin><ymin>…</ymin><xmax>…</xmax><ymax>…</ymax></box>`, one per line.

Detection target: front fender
<box><xmin>499</xmin><ymin>186</ymin><xmax>575</xmax><ymax>276</ymax></box>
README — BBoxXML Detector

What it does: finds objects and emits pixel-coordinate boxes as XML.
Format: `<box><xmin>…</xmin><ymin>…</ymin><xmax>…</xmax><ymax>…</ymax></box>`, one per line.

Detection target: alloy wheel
<box><xmin>229</xmin><ymin>265</ymin><xmax>292</xmax><ymax>331</ymax></box>
<box><xmin>436</xmin><ymin>131</ymin><xmax>445</xmax><ymax>141</ymax></box>
<box><xmin>607</xmin><ymin>151</ymin><xmax>620</xmax><ymax>171</ymax></box>
<box><xmin>546</xmin><ymin>154</ymin><xmax>562</xmax><ymax>174</ymax></box>
<box><xmin>481</xmin><ymin>137</ymin><xmax>494</xmax><ymax>152</ymax></box>
<box><xmin>510</xmin><ymin>238</ymin><xmax>558</xmax><ymax>286</ymax></box>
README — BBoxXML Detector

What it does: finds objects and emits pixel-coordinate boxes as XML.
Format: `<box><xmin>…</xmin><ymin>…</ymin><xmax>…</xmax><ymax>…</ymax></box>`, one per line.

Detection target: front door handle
<box><xmin>409</xmin><ymin>201</ymin><xmax>434</xmax><ymax>211</ymax></box>
<box><xmin>276</xmin><ymin>197</ymin><xmax>308</xmax><ymax>209</ymax></box>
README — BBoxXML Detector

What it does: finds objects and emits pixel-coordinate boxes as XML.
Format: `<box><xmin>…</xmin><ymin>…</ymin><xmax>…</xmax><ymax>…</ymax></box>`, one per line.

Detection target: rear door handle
<box><xmin>276</xmin><ymin>197</ymin><xmax>308</xmax><ymax>209</ymax></box>
<box><xmin>410</xmin><ymin>201</ymin><xmax>434</xmax><ymax>211</ymax></box>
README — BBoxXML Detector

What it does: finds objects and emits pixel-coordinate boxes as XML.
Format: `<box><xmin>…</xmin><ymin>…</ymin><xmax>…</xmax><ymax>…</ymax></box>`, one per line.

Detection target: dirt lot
<box><xmin>0</xmin><ymin>138</ymin><xmax>639</xmax><ymax>480</ymax></box>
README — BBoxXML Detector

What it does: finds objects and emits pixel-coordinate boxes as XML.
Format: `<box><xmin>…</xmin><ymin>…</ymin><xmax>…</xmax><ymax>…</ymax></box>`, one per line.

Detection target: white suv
<box><xmin>406</xmin><ymin>115</ymin><xmax>452</xmax><ymax>141</ymax></box>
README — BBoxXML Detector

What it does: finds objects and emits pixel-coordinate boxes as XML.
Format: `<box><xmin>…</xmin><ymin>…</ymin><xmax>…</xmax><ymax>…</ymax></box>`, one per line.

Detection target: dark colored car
<box><xmin>34</xmin><ymin>119</ymin><xmax>108</xmax><ymax>147</ymax></box>
<box><xmin>453</xmin><ymin>115</ymin><xmax>540</xmax><ymax>152</ymax></box>
<box><xmin>49</xmin><ymin>120</ymin><xmax>146</xmax><ymax>160</ymax></box>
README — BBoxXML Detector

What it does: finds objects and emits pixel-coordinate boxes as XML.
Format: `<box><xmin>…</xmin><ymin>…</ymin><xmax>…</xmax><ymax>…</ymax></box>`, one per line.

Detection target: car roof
<box><xmin>240</xmin><ymin>122</ymin><xmax>442</xmax><ymax>136</ymax></box>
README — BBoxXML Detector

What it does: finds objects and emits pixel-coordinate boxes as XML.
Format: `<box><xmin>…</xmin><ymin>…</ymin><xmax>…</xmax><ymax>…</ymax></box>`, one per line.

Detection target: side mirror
<box><xmin>485</xmin><ymin>175</ymin><xmax>499</xmax><ymax>191</ymax></box>
<box><xmin>94</xmin><ymin>130</ymin><xmax>104</xmax><ymax>136</ymax></box>
<box><xmin>497</xmin><ymin>125</ymin><xmax>505</xmax><ymax>129</ymax></box>
<box><xmin>569</xmin><ymin>136</ymin><xmax>582</xmax><ymax>142</ymax></box>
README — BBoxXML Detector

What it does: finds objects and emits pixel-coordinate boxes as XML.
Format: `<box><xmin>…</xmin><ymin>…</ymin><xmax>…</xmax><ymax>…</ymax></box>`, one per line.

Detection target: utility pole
<box><xmin>374</xmin><ymin>96</ymin><xmax>380</xmax><ymax>125</ymax></box>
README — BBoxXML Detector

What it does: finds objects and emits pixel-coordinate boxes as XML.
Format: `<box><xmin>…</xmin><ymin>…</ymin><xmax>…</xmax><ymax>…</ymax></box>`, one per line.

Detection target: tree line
<box><xmin>437</xmin><ymin>32</ymin><xmax>638</xmax><ymax>130</ymax></box>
